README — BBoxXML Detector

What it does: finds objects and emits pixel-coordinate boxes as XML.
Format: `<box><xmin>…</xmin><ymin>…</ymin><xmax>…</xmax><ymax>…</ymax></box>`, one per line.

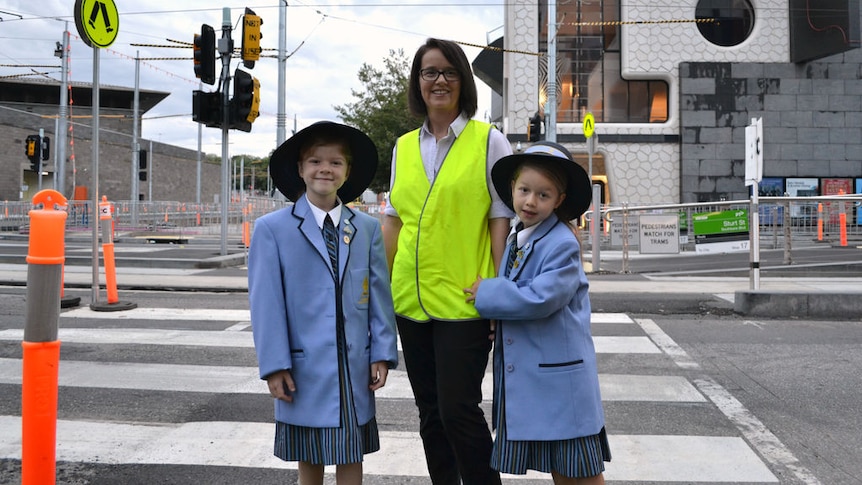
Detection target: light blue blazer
<box><xmin>248</xmin><ymin>195</ymin><xmax>398</xmax><ymax>428</ymax></box>
<box><xmin>474</xmin><ymin>214</ymin><xmax>605</xmax><ymax>441</ymax></box>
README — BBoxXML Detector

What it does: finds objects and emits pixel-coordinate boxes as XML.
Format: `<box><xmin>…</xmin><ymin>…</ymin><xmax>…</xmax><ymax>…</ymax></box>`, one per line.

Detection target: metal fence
<box><xmin>2</xmin><ymin>195</ymin><xmax>859</xmax><ymax>271</ymax></box>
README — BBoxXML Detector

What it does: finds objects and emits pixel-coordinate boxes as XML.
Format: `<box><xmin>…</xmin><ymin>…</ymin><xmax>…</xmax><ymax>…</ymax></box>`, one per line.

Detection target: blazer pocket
<box><xmin>538</xmin><ymin>359</ymin><xmax>584</xmax><ymax>373</ymax></box>
<box><xmin>347</xmin><ymin>268</ymin><xmax>370</xmax><ymax>310</ymax></box>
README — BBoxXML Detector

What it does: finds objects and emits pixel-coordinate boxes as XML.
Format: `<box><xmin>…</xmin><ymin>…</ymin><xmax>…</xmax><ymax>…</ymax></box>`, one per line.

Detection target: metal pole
<box><xmin>591</xmin><ymin>184</ymin><xmax>601</xmax><ymax>272</ymax></box>
<box><xmin>277</xmin><ymin>0</ymin><xmax>287</xmax><ymax>146</ymax></box>
<box><xmin>37</xmin><ymin>129</ymin><xmax>44</xmax><ymax>192</ymax></box>
<box><xmin>57</xmin><ymin>25</ymin><xmax>69</xmax><ymax>197</ymax></box>
<box><xmin>546</xmin><ymin>1</ymin><xmax>556</xmax><ymax>142</ymax></box>
<box><xmin>220</xmin><ymin>7</ymin><xmax>232</xmax><ymax>256</ymax></box>
<box><xmin>148</xmin><ymin>140</ymin><xmax>153</xmax><ymax>202</ymax></box>
<box><xmin>197</xmin><ymin>82</ymin><xmax>203</xmax><ymax>205</ymax></box>
<box><xmin>90</xmin><ymin>48</ymin><xmax>101</xmax><ymax>303</ymax></box>
<box><xmin>750</xmin><ymin>182</ymin><xmax>760</xmax><ymax>289</ymax></box>
<box><xmin>131</xmin><ymin>53</ymin><xmax>140</xmax><ymax>226</ymax></box>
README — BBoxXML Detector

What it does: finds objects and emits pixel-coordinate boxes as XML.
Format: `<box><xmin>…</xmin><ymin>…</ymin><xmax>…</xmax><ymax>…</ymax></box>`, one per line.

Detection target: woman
<box><xmin>383</xmin><ymin>38</ymin><xmax>512</xmax><ymax>485</ymax></box>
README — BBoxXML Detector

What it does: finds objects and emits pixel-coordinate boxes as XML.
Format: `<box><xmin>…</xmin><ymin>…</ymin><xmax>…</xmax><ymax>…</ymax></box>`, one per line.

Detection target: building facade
<box><xmin>496</xmin><ymin>0</ymin><xmax>861</xmax><ymax>205</ymax></box>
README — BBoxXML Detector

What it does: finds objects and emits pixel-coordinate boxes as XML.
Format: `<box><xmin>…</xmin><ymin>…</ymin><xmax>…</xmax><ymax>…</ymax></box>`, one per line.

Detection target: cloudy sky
<box><xmin>0</xmin><ymin>1</ymin><xmax>504</xmax><ymax>158</ymax></box>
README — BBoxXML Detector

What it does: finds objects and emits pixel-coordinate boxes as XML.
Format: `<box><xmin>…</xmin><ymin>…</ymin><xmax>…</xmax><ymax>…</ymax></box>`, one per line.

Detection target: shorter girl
<box><xmin>249</xmin><ymin>122</ymin><xmax>398</xmax><ymax>485</ymax></box>
<box><xmin>464</xmin><ymin>141</ymin><xmax>611</xmax><ymax>484</ymax></box>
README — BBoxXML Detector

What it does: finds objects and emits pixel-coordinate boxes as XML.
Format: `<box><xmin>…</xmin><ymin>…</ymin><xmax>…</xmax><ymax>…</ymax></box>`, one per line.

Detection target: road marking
<box><xmin>0</xmin><ymin>359</ymin><xmax>699</xmax><ymax>403</ymax></box>
<box><xmin>224</xmin><ymin>322</ymin><xmax>251</xmax><ymax>331</ymax></box>
<box><xmin>0</xmin><ymin>415</ymin><xmax>777</xmax><ymax>481</ymax></box>
<box><xmin>0</xmin><ymin>329</ymin><xmax>659</xmax><ymax>355</ymax></box>
<box><xmin>636</xmin><ymin>318</ymin><xmax>818</xmax><ymax>484</ymax></box>
<box><xmin>62</xmin><ymin>307</ymin><xmax>251</xmax><ymax>321</ymax></box>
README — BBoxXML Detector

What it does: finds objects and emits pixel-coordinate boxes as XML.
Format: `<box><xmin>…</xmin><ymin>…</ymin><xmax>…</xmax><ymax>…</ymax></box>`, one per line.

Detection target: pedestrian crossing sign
<box><xmin>74</xmin><ymin>0</ymin><xmax>120</xmax><ymax>48</ymax></box>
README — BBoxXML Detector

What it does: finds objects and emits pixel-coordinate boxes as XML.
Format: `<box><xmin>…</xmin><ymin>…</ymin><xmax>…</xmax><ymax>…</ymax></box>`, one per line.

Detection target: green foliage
<box><xmin>334</xmin><ymin>49</ymin><xmax>422</xmax><ymax>194</ymax></box>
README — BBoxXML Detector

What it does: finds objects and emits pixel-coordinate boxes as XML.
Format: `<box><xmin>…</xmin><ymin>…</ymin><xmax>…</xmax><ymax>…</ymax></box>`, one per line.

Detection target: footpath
<box><xmin>1</xmin><ymin>235</ymin><xmax>861</xmax><ymax>319</ymax></box>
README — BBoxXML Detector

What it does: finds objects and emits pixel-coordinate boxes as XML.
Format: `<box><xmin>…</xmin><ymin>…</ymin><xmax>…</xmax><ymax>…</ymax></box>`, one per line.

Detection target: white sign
<box><xmin>639</xmin><ymin>214</ymin><xmax>679</xmax><ymax>254</ymax></box>
<box><xmin>610</xmin><ymin>217</ymin><xmax>639</xmax><ymax>247</ymax></box>
<box><xmin>745</xmin><ymin>117</ymin><xmax>763</xmax><ymax>186</ymax></box>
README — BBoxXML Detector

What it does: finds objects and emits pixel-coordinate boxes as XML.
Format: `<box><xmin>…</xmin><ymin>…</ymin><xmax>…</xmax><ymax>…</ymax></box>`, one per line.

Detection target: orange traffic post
<box><xmin>816</xmin><ymin>203</ymin><xmax>823</xmax><ymax>241</ymax></box>
<box><xmin>839</xmin><ymin>190</ymin><xmax>848</xmax><ymax>247</ymax></box>
<box><xmin>90</xmin><ymin>196</ymin><xmax>137</xmax><ymax>312</ymax></box>
<box><xmin>22</xmin><ymin>189</ymin><xmax>67</xmax><ymax>485</ymax></box>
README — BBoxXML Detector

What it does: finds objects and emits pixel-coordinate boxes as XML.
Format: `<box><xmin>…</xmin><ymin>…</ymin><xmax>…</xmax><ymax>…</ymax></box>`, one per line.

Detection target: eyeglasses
<box><xmin>419</xmin><ymin>68</ymin><xmax>460</xmax><ymax>82</ymax></box>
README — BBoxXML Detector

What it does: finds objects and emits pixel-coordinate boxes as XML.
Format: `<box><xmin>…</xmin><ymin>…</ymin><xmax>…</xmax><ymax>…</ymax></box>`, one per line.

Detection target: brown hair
<box><xmin>407</xmin><ymin>38</ymin><xmax>478</xmax><ymax>118</ymax></box>
<box><xmin>298</xmin><ymin>134</ymin><xmax>352</xmax><ymax>165</ymax></box>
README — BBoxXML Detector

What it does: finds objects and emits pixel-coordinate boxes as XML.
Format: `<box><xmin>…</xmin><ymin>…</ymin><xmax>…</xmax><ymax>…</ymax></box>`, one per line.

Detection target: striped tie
<box><xmin>323</xmin><ymin>214</ymin><xmax>338</xmax><ymax>278</ymax></box>
<box><xmin>505</xmin><ymin>223</ymin><xmax>523</xmax><ymax>277</ymax></box>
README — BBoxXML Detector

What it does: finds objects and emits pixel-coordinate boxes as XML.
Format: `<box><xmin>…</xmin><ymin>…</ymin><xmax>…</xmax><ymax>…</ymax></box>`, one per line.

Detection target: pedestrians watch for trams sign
<box><xmin>74</xmin><ymin>0</ymin><xmax>119</xmax><ymax>48</ymax></box>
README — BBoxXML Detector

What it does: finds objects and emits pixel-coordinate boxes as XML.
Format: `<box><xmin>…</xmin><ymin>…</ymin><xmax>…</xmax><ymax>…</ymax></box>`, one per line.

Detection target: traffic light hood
<box><xmin>491</xmin><ymin>141</ymin><xmax>592</xmax><ymax>221</ymax></box>
<box><xmin>270</xmin><ymin>121</ymin><xmax>378</xmax><ymax>203</ymax></box>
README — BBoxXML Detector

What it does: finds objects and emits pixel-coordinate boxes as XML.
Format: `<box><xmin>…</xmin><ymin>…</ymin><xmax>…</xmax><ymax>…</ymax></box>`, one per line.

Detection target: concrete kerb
<box><xmin>734</xmin><ymin>290</ymin><xmax>862</xmax><ymax>319</ymax></box>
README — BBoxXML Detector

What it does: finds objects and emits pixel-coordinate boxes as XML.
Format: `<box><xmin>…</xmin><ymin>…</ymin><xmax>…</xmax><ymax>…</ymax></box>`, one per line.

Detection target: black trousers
<box><xmin>397</xmin><ymin>316</ymin><xmax>502</xmax><ymax>485</ymax></box>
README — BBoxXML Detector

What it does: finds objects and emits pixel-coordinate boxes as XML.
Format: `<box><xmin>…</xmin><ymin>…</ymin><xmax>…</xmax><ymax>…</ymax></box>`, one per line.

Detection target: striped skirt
<box><xmin>491</xmin><ymin>376</ymin><xmax>611</xmax><ymax>477</ymax></box>
<box><xmin>273</xmin><ymin>313</ymin><xmax>380</xmax><ymax>465</ymax></box>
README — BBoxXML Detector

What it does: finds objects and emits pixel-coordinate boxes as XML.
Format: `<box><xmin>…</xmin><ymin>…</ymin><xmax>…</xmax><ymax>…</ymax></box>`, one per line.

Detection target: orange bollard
<box><xmin>817</xmin><ymin>203</ymin><xmax>823</xmax><ymax>241</ymax></box>
<box><xmin>91</xmin><ymin>196</ymin><xmax>136</xmax><ymax>312</ymax></box>
<box><xmin>196</xmin><ymin>211</ymin><xmax>201</xmax><ymax>226</ymax></box>
<box><xmin>22</xmin><ymin>189</ymin><xmax>67</xmax><ymax>485</ymax></box>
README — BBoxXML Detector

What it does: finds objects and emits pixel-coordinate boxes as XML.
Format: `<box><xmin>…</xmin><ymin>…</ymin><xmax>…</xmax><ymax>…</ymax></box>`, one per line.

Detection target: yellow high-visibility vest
<box><xmin>390</xmin><ymin>120</ymin><xmax>495</xmax><ymax>321</ymax></box>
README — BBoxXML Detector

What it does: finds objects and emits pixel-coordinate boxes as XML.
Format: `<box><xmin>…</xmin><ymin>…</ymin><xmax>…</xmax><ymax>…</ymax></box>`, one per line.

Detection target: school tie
<box><xmin>323</xmin><ymin>214</ymin><xmax>338</xmax><ymax>278</ymax></box>
<box><xmin>505</xmin><ymin>223</ymin><xmax>523</xmax><ymax>276</ymax></box>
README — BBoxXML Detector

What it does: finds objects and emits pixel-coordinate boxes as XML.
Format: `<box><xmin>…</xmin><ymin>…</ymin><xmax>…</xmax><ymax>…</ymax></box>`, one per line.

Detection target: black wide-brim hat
<box><xmin>270</xmin><ymin>121</ymin><xmax>378</xmax><ymax>203</ymax></box>
<box><xmin>491</xmin><ymin>141</ymin><xmax>592</xmax><ymax>221</ymax></box>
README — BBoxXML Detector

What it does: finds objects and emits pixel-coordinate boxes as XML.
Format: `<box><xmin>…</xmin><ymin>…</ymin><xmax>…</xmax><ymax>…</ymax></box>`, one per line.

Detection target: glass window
<box><xmin>538</xmin><ymin>0</ymin><xmax>668</xmax><ymax>124</ymax></box>
<box><xmin>695</xmin><ymin>0</ymin><xmax>755</xmax><ymax>47</ymax></box>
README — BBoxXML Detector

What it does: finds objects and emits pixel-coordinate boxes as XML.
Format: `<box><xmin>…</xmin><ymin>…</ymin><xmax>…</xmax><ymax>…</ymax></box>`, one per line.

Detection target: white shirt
<box><xmin>306</xmin><ymin>197</ymin><xmax>343</xmax><ymax>230</ymax></box>
<box><xmin>384</xmin><ymin>113</ymin><xmax>514</xmax><ymax>219</ymax></box>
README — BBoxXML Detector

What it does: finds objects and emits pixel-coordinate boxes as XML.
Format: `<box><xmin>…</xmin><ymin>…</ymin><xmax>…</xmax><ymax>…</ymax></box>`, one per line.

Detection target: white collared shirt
<box><xmin>508</xmin><ymin>220</ymin><xmax>536</xmax><ymax>249</ymax></box>
<box><xmin>307</xmin><ymin>198</ymin><xmax>343</xmax><ymax>230</ymax></box>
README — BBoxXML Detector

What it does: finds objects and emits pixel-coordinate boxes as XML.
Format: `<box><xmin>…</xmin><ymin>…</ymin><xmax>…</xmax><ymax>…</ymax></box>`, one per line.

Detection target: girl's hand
<box><xmin>463</xmin><ymin>276</ymin><xmax>483</xmax><ymax>303</ymax></box>
<box><xmin>266</xmin><ymin>370</ymin><xmax>296</xmax><ymax>402</ymax></box>
<box><xmin>369</xmin><ymin>361</ymin><xmax>389</xmax><ymax>391</ymax></box>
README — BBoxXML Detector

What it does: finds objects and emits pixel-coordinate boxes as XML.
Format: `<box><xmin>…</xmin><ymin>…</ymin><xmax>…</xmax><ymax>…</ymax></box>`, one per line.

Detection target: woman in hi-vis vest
<box><xmin>383</xmin><ymin>38</ymin><xmax>513</xmax><ymax>485</ymax></box>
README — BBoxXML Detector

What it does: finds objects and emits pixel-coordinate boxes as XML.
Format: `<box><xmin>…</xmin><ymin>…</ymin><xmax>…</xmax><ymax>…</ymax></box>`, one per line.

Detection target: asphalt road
<box><xmin>1</xmin><ymin>286</ymin><xmax>860</xmax><ymax>484</ymax></box>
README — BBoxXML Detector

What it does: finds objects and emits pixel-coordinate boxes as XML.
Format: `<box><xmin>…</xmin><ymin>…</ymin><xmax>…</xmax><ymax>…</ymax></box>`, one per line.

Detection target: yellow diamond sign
<box><xmin>75</xmin><ymin>0</ymin><xmax>120</xmax><ymax>48</ymax></box>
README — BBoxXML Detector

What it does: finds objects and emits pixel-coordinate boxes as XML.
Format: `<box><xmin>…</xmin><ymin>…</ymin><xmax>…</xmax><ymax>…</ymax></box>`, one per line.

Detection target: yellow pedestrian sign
<box><xmin>583</xmin><ymin>113</ymin><xmax>595</xmax><ymax>139</ymax></box>
<box><xmin>75</xmin><ymin>0</ymin><xmax>119</xmax><ymax>48</ymax></box>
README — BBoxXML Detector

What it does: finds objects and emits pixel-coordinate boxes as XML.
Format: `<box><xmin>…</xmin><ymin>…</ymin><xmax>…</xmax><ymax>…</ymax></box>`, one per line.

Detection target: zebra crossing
<box><xmin>0</xmin><ymin>306</ymin><xmax>784</xmax><ymax>482</ymax></box>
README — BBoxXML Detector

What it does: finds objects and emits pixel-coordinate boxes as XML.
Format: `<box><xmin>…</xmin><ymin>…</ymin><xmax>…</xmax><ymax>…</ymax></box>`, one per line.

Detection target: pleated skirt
<box><xmin>273</xmin><ymin>313</ymin><xmax>380</xmax><ymax>465</ymax></box>
<box><xmin>491</xmin><ymin>374</ymin><xmax>611</xmax><ymax>477</ymax></box>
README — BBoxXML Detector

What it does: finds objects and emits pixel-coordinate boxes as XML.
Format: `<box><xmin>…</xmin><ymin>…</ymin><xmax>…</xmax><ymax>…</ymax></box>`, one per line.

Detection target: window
<box><xmin>538</xmin><ymin>0</ymin><xmax>668</xmax><ymax>124</ymax></box>
<box><xmin>695</xmin><ymin>0</ymin><xmax>755</xmax><ymax>47</ymax></box>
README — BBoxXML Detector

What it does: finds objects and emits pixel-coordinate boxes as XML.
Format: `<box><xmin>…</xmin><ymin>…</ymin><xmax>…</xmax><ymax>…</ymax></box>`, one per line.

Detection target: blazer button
<box><xmin>505</xmin><ymin>338</ymin><xmax>513</xmax><ymax>345</ymax></box>
<box><xmin>506</xmin><ymin>364</ymin><xmax>514</xmax><ymax>372</ymax></box>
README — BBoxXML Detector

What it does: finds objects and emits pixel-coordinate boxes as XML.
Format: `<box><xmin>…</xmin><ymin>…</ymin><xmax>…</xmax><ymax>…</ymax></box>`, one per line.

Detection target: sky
<box><xmin>0</xmin><ymin>1</ymin><xmax>505</xmax><ymax>159</ymax></box>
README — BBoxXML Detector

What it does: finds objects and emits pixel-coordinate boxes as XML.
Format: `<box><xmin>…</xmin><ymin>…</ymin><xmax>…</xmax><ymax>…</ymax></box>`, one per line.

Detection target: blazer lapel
<box><xmin>294</xmin><ymin>197</ymin><xmax>335</xmax><ymax>279</ymax></box>
<box><xmin>507</xmin><ymin>215</ymin><xmax>560</xmax><ymax>281</ymax></box>
<box><xmin>337</xmin><ymin>207</ymin><xmax>358</xmax><ymax>282</ymax></box>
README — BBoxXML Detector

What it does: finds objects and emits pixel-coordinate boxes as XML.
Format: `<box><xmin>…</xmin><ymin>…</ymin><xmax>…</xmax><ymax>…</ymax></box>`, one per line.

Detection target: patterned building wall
<box><xmin>504</xmin><ymin>0</ymin><xmax>852</xmax><ymax>205</ymax></box>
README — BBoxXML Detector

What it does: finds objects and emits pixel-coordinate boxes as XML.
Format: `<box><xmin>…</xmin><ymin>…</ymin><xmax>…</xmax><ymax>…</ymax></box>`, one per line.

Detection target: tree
<box><xmin>334</xmin><ymin>49</ymin><xmax>422</xmax><ymax>194</ymax></box>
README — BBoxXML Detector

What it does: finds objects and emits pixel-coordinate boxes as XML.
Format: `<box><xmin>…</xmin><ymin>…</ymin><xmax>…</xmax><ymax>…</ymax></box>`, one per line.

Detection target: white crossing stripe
<box><xmin>0</xmin><ymin>416</ymin><xmax>777</xmax><ymax>481</ymax></box>
<box><xmin>62</xmin><ymin>307</ymin><xmax>251</xmax><ymax>321</ymax></box>
<box><xmin>0</xmin><ymin>329</ymin><xmax>660</xmax><ymax>354</ymax></box>
<box><xmin>0</xmin><ymin>359</ymin><xmax>702</xmax><ymax>403</ymax></box>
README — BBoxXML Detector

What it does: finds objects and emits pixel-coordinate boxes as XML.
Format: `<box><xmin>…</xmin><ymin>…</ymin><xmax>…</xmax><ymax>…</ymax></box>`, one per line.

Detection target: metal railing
<box><xmin>583</xmin><ymin>195</ymin><xmax>862</xmax><ymax>274</ymax></box>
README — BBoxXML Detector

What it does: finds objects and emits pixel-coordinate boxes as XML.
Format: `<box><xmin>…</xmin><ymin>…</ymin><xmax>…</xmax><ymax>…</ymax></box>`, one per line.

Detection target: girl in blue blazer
<box><xmin>465</xmin><ymin>141</ymin><xmax>611</xmax><ymax>484</ymax></box>
<box><xmin>249</xmin><ymin>122</ymin><xmax>398</xmax><ymax>485</ymax></box>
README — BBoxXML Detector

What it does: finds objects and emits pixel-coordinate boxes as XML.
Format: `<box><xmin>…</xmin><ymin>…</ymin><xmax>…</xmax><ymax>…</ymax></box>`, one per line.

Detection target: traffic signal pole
<box><xmin>219</xmin><ymin>8</ymin><xmax>232</xmax><ymax>256</ymax></box>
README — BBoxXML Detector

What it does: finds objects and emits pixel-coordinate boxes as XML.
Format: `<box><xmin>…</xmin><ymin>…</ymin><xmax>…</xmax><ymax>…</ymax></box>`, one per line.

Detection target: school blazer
<box><xmin>248</xmin><ymin>195</ymin><xmax>398</xmax><ymax>428</ymax></box>
<box><xmin>474</xmin><ymin>214</ymin><xmax>605</xmax><ymax>441</ymax></box>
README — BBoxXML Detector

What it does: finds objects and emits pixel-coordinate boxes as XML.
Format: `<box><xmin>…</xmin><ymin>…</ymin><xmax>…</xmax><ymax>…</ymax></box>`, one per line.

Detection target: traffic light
<box><xmin>192</xmin><ymin>90</ymin><xmax>222</xmax><ymax>128</ymax></box>
<box><xmin>230</xmin><ymin>68</ymin><xmax>260</xmax><ymax>132</ymax></box>
<box><xmin>241</xmin><ymin>8</ymin><xmax>262</xmax><ymax>69</ymax></box>
<box><xmin>193</xmin><ymin>24</ymin><xmax>216</xmax><ymax>85</ymax></box>
<box><xmin>40</xmin><ymin>136</ymin><xmax>50</xmax><ymax>161</ymax></box>
<box><xmin>138</xmin><ymin>150</ymin><xmax>148</xmax><ymax>182</ymax></box>
<box><xmin>528</xmin><ymin>114</ymin><xmax>542</xmax><ymax>142</ymax></box>
<box><xmin>25</xmin><ymin>135</ymin><xmax>41</xmax><ymax>172</ymax></box>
